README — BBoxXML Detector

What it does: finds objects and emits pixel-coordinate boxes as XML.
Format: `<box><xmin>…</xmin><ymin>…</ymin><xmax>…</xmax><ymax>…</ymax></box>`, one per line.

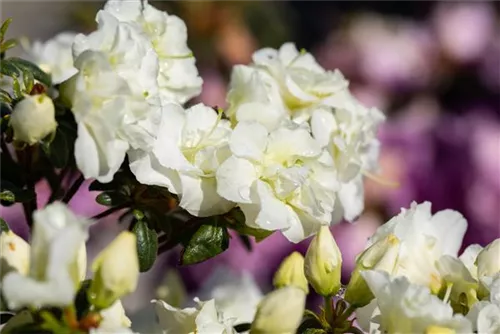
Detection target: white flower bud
<box><xmin>345</xmin><ymin>234</ymin><xmax>400</xmax><ymax>307</ymax></box>
<box><xmin>304</xmin><ymin>226</ymin><xmax>342</xmax><ymax>296</ymax></box>
<box><xmin>250</xmin><ymin>287</ymin><xmax>306</xmax><ymax>334</ymax></box>
<box><xmin>0</xmin><ymin>230</ymin><xmax>30</xmax><ymax>279</ymax></box>
<box><xmin>89</xmin><ymin>232</ymin><xmax>139</xmax><ymax>309</ymax></box>
<box><xmin>477</xmin><ymin>239</ymin><xmax>500</xmax><ymax>279</ymax></box>
<box><xmin>273</xmin><ymin>251</ymin><xmax>309</xmax><ymax>293</ymax></box>
<box><xmin>10</xmin><ymin>94</ymin><xmax>57</xmax><ymax>145</ymax></box>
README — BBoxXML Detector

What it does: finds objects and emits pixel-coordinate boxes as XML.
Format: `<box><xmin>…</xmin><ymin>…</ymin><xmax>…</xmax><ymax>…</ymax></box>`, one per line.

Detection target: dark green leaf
<box><xmin>0</xmin><ymin>312</ymin><xmax>15</xmax><ymax>324</ymax></box>
<box><xmin>301</xmin><ymin>329</ymin><xmax>327</xmax><ymax>334</ymax></box>
<box><xmin>0</xmin><ymin>310</ymin><xmax>36</xmax><ymax>334</ymax></box>
<box><xmin>0</xmin><ymin>152</ymin><xmax>23</xmax><ymax>186</ymax></box>
<box><xmin>0</xmin><ymin>60</ymin><xmax>20</xmax><ymax>78</ymax></box>
<box><xmin>0</xmin><ymin>19</ymin><xmax>12</xmax><ymax>40</ymax></box>
<box><xmin>0</xmin><ymin>190</ymin><xmax>15</xmax><ymax>203</ymax></box>
<box><xmin>8</xmin><ymin>58</ymin><xmax>51</xmax><ymax>87</ymax></box>
<box><xmin>95</xmin><ymin>191</ymin><xmax>129</xmax><ymax>207</ymax></box>
<box><xmin>40</xmin><ymin>129</ymin><xmax>68</xmax><ymax>168</ymax></box>
<box><xmin>233</xmin><ymin>323</ymin><xmax>251</xmax><ymax>333</ymax></box>
<box><xmin>74</xmin><ymin>279</ymin><xmax>92</xmax><ymax>320</ymax></box>
<box><xmin>181</xmin><ymin>223</ymin><xmax>230</xmax><ymax>265</ymax></box>
<box><xmin>0</xmin><ymin>218</ymin><xmax>9</xmax><ymax>233</ymax></box>
<box><xmin>133</xmin><ymin>220</ymin><xmax>158</xmax><ymax>272</ymax></box>
<box><xmin>0</xmin><ymin>89</ymin><xmax>12</xmax><ymax>104</ymax></box>
<box><xmin>0</xmin><ymin>39</ymin><xmax>17</xmax><ymax>53</ymax></box>
<box><xmin>0</xmin><ymin>180</ymin><xmax>36</xmax><ymax>203</ymax></box>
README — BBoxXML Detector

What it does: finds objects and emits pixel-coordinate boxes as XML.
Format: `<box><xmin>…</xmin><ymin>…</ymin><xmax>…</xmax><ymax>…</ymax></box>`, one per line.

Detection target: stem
<box><xmin>61</xmin><ymin>174</ymin><xmax>84</xmax><ymax>204</ymax></box>
<box><xmin>91</xmin><ymin>203</ymin><xmax>130</xmax><ymax>221</ymax></box>
<box><xmin>324</xmin><ymin>296</ymin><xmax>334</xmax><ymax>324</ymax></box>
<box><xmin>336</xmin><ymin>304</ymin><xmax>357</xmax><ymax>325</ymax></box>
<box><xmin>18</xmin><ymin>146</ymin><xmax>36</xmax><ymax>229</ymax></box>
<box><xmin>47</xmin><ymin>168</ymin><xmax>69</xmax><ymax>204</ymax></box>
<box><xmin>0</xmin><ymin>137</ymin><xmax>13</xmax><ymax>163</ymax></box>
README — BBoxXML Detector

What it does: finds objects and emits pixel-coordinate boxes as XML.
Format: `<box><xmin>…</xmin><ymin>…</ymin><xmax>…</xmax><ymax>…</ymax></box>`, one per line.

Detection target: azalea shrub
<box><xmin>0</xmin><ymin>1</ymin><xmax>499</xmax><ymax>334</ymax></box>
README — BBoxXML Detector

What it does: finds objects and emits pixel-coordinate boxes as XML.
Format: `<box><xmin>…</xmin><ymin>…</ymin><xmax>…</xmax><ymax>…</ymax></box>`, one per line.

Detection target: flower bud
<box><xmin>273</xmin><ymin>252</ymin><xmax>309</xmax><ymax>293</ymax></box>
<box><xmin>345</xmin><ymin>234</ymin><xmax>400</xmax><ymax>307</ymax></box>
<box><xmin>477</xmin><ymin>239</ymin><xmax>500</xmax><ymax>279</ymax></box>
<box><xmin>10</xmin><ymin>94</ymin><xmax>57</xmax><ymax>145</ymax></box>
<box><xmin>89</xmin><ymin>232</ymin><xmax>139</xmax><ymax>309</ymax></box>
<box><xmin>250</xmin><ymin>287</ymin><xmax>306</xmax><ymax>334</ymax></box>
<box><xmin>304</xmin><ymin>226</ymin><xmax>342</xmax><ymax>296</ymax></box>
<box><xmin>0</xmin><ymin>230</ymin><xmax>30</xmax><ymax>279</ymax></box>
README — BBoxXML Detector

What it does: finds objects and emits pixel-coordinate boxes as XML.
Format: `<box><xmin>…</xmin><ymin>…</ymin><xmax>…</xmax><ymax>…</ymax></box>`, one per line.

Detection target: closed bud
<box><xmin>250</xmin><ymin>287</ymin><xmax>306</xmax><ymax>334</ymax></box>
<box><xmin>273</xmin><ymin>252</ymin><xmax>309</xmax><ymax>293</ymax></box>
<box><xmin>10</xmin><ymin>94</ymin><xmax>57</xmax><ymax>145</ymax></box>
<box><xmin>0</xmin><ymin>230</ymin><xmax>30</xmax><ymax>279</ymax></box>
<box><xmin>477</xmin><ymin>239</ymin><xmax>500</xmax><ymax>279</ymax></box>
<box><xmin>345</xmin><ymin>234</ymin><xmax>400</xmax><ymax>307</ymax></box>
<box><xmin>304</xmin><ymin>226</ymin><xmax>342</xmax><ymax>297</ymax></box>
<box><xmin>89</xmin><ymin>232</ymin><xmax>139</xmax><ymax>309</ymax></box>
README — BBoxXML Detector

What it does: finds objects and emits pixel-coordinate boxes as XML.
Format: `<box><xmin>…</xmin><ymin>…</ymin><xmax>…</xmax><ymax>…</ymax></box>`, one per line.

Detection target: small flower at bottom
<box><xmin>88</xmin><ymin>231</ymin><xmax>139</xmax><ymax>309</ymax></box>
<box><xmin>304</xmin><ymin>225</ymin><xmax>342</xmax><ymax>297</ymax></box>
<box><xmin>2</xmin><ymin>202</ymin><xmax>90</xmax><ymax>309</ymax></box>
<box><xmin>273</xmin><ymin>251</ymin><xmax>309</xmax><ymax>293</ymax></box>
<box><xmin>250</xmin><ymin>286</ymin><xmax>306</xmax><ymax>334</ymax></box>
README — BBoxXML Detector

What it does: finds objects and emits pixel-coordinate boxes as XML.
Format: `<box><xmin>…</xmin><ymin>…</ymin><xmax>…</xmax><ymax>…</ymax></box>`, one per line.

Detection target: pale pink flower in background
<box><xmin>432</xmin><ymin>2</ymin><xmax>496</xmax><ymax>64</ymax></box>
<box><xmin>347</xmin><ymin>15</ymin><xmax>437</xmax><ymax>89</ymax></box>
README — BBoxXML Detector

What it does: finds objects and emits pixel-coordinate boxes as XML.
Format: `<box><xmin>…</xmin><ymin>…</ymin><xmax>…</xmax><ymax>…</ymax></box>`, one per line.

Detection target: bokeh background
<box><xmin>2</xmin><ymin>0</ymin><xmax>500</xmax><ymax>331</ymax></box>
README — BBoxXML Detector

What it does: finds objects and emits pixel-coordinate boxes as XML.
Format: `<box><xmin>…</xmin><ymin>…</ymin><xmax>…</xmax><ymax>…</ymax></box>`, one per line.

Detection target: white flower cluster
<box><xmin>27</xmin><ymin>0</ymin><xmax>383</xmax><ymax>243</ymax></box>
<box><xmin>346</xmin><ymin>202</ymin><xmax>500</xmax><ymax>334</ymax></box>
<box><xmin>0</xmin><ymin>203</ymin><xmax>139</xmax><ymax>333</ymax></box>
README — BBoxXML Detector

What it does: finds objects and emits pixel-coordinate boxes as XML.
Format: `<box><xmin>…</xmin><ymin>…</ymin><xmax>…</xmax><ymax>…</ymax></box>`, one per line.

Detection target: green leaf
<box><xmin>0</xmin><ymin>39</ymin><xmax>17</xmax><ymax>53</ymax></box>
<box><xmin>0</xmin><ymin>89</ymin><xmax>12</xmax><ymax>104</ymax></box>
<box><xmin>22</xmin><ymin>69</ymin><xmax>34</xmax><ymax>94</ymax></box>
<box><xmin>8</xmin><ymin>58</ymin><xmax>51</xmax><ymax>87</ymax></box>
<box><xmin>40</xmin><ymin>128</ymin><xmax>68</xmax><ymax>168</ymax></box>
<box><xmin>74</xmin><ymin>279</ymin><xmax>92</xmax><ymax>320</ymax></box>
<box><xmin>95</xmin><ymin>191</ymin><xmax>129</xmax><ymax>207</ymax></box>
<box><xmin>0</xmin><ymin>60</ymin><xmax>21</xmax><ymax>79</ymax></box>
<box><xmin>12</xmin><ymin>78</ymin><xmax>22</xmax><ymax>99</ymax></box>
<box><xmin>181</xmin><ymin>223</ymin><xmax>230</xmax><ymax>265</ymax></box>
<box><xmin>0</xmin><ymin>218</ymin><xmax>9</xmax><ymax>233</ymax></box>
<box><xmin>0</xmin><ymin>190</ymin><xmax>15</xmax><ymax>203</ymax></box>
<box><xmin>0</xmin><ymin>19</ymin><xmax>12</xmax><ymax>41</ymax></box>
<box><xmin>301</xmin><ymin>329</ymin><xmax>327</xmax><ymax>334</ymax></box>
<box><xmin>0</xmin><ymin>180</ymin><xmax>36</xmax><ymax>203</ymax></box>
<box><xmin>0</xmin><ymin>310</ymin><xmax>35</xmax><ymax>334</ymax></box>
<box><xmin>132</xmin><ymin>220</ymin><xmax>158</xmax><ymax>272</ymax></box>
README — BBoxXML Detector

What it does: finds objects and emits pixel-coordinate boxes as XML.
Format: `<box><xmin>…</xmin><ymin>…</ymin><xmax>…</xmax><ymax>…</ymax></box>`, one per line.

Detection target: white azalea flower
<box><xmin>196</xmin><ymin>266</ymin><xmax>263</xmax><ymax>326</ymax></box>
<box><xmin>361</xmin><ymin>270</ymin><xmax>473</xmax><ymax>334</ymax></box>
<box><xmin>2</xmin><ymin>202</ymin><xmax>90</xmax><ymax>309</ymax></box>
<box><xmin>366</xmin><ymin>201</ymin><xmax>467</xmax><ymax>293</ymax></box>
<box><xmin>466</xmin><ymin>276</ymin><xmax>500</xmax><ymax>334</ymax></box>
<box><xmin>436</xmin><ymin>254</ymin><xmax>479</xmax><ymax>311</ymax></box>
<box><xmin>0</xmin><ymin>230</ymin><xmax>30</xmax><ymax>279</ymax></box>
<box><xmin>154</xmin><ymin>298</ymin><xmax>236</xmax><ymax>334</ymax></box>
<box><xmin>103</xmin><ymin>0</ymin><xmax>203</xmax><ymax>103</ymax></box>
<box><xmin>251</xmin><ymin>42</ymin><xmax>349</xmax><ymax>122</ymax></box>
<box><xmin>459</xmin><ymin>243</ymin><xmax>483</xmax><ymax>280</ymax></box>
<box><xmin>311</xmin><ymin>93</ymin><xmax>385</xmax><ymax>222</ymax></box>
<box><xmin>98</xmin><ymin>300</ymin><xmax>132</xmax><ymax>331</ymax></box>
<box><xmin>73</xmin><ymin>10</ymin><xmax>159</xmax><ymax>101</ymax></box>
<box><xmin>23</xmin><ymin>32</ymin><xmax>78</xmax><ymax>84</ymax></box>
<box><xmin>60</xmin><ymin>50</ymin><xmax>135</xmax><ymax>182</ymax></box>
<box><xmin>477</xmin><ymin>239</ymin><xmax>500</xmax><ymax>281</ymax></box>
<box><xmin>129</xmin><ymin>103</ymin><xmax>234</xmax><ymax>217</ymax></box>
<box><xmin>216</xmin><ymin>121</ymin><xmax>339</xmax><ymax>243</ymax></box>
<box><xmin>226</xmin><ymin>65</ymin><xmax>287</xmax><ymax>131</ymax></box>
